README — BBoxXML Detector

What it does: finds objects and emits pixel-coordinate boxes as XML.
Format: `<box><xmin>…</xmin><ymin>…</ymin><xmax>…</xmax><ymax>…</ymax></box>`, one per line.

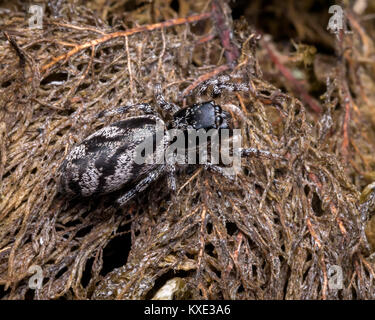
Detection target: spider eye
<box><xmin>215</xmin><ymin>115</ymin><xmax>223</xmax><ymax>127</ymax></box>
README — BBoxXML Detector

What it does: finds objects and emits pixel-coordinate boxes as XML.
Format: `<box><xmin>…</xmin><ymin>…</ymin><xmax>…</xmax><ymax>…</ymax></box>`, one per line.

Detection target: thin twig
<box><xmin>124</xmin><ymin>36</ymin><xmax>134</xmax><ymax>97</ymax></box>
<box><xmin>51</xmin><ymin>21</ymin><xmax>107</xmax><ymax>35</ymax></box>
<box><xmin>41</xmin><ymin>12</ymin><xmax>211</xmax><ymax>75</ymax></box>
<box><xmin>306</xmin><ymin>217</ymin><xmax>322</xmax><ymax>249</ymax></box>
<box><xmin>262</xmin><ymin>38</ymin><xmax>322</xmax><ymax>114</ymax></box>
<box><xmin>211</xmin><ymin>0</ymin><xmax>239</xmax><ymax>66</ymax></box>
<box><xmin>3</xmin><ymin>32</ymin><xmax>26</xmax><ymax>68</ymax></box>
<box><xmin>320</xmin><ymin>255</ymin><xmax>328</xmax><ymax>300</ymax></box>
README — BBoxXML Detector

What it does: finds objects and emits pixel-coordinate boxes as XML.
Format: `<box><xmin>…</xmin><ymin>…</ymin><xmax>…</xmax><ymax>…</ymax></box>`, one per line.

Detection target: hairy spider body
<box><xmin>58</xmin><ymin>87</ymin><xmax>282</xmax><ymax>207</ymax></box>
<box><xmin>58</xmin><ymin>97</ymin><xmax>229</xmax><ymax>207</ymax></box>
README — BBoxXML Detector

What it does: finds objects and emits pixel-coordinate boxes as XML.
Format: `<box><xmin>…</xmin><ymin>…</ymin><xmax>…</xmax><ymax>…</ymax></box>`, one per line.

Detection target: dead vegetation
<box><xmin>0</xmin><ymin>0</ymin><xmax>374</xmax><ymax>299</ymax></box>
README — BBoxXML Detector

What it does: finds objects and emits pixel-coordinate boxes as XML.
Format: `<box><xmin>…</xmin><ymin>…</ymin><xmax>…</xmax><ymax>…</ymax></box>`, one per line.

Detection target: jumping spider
<box><xmin>58</xmin><ymin>85</ymin><xmax>281</xmax><ymax>207</ymax></box>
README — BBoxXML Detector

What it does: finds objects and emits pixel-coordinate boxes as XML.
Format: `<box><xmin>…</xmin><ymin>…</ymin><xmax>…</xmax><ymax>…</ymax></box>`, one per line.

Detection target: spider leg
<box><xmin>203</xmin><ymin>164</ymin><xmax>236</xmax><ymax>182</ymax></box>
<box><xmin>166</xmin><ymin>163</ymin><xmax>177</xmax><ymax>193</ymax></box>
<box><xmin>199</xmin><ymin>75</ymin><xmax>248</xmax><ymax>95</ymax></box>
<box><xmin>97</xmin><ymin>103</ymin><xmax>155</xmax><ymax>119</ymax></box>
<box><xmin>154</xmin><ymin>84</ymin><xmax>180</xmax><ymax>113</ymax></box>
<box><xmin>203</xmin><ymin>147</ymin><xmax>284</xmax><ymax>182</ymax></box>
<box><xmin>240</xmin><ymin>148</ymin><xmax>284</xmax><ymax>161</ymax></box>
<box><xmin>115</xmin><ymin>165</ymin><xmax>167</xmax><ymax>207</ymax></box>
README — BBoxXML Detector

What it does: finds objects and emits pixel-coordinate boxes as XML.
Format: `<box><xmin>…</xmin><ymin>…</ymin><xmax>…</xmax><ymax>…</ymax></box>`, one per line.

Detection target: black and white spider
<box><xmin>58</xmin><ymin>85</ymin><xmax>281</xmax><ymax>207</ymax></box>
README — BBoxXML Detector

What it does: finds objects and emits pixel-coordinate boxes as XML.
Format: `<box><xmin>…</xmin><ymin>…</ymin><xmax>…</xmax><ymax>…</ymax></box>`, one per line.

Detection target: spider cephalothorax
<box><xmin>170</xmin><ymin>101</ymin><xmax>229</xmax><ymax>130</ymax></box>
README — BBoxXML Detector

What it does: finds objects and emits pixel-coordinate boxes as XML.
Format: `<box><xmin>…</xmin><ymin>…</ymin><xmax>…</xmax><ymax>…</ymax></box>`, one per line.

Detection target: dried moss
<box><xmin>0</xmin><ymin>0</ymin><xmax>374</xmax><ymax>300</ymax></box>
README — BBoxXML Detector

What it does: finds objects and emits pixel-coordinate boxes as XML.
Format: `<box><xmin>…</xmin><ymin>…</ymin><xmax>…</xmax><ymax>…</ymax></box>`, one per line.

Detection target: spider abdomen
<box><xmin>58</xmin><ymin>115</ymin><xmax>167</xmax><ymax>197</ymax></box>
